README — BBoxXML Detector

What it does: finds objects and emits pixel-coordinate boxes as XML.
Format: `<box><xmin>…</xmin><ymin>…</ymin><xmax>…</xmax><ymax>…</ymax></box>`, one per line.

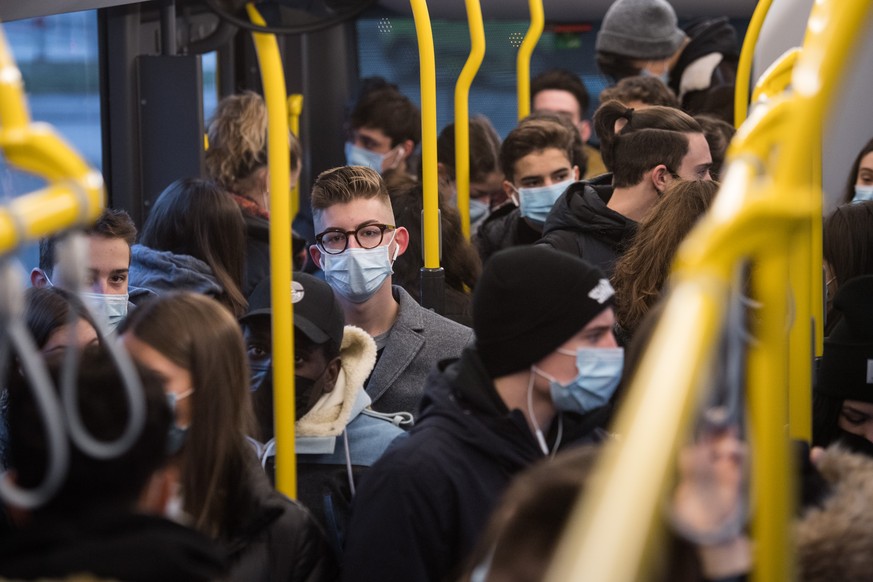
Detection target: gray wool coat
<box><xmin>365</xmin><ymin>286</ymin><xmax>474</xmax><ymax>419</ymax></box>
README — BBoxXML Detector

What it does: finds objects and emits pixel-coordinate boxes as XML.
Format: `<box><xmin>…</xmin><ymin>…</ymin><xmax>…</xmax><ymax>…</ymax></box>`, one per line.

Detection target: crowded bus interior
<box><xmin>1</xmin><ymin>0</ymin><xmax>873</xmax><ymax>579</ymax></box>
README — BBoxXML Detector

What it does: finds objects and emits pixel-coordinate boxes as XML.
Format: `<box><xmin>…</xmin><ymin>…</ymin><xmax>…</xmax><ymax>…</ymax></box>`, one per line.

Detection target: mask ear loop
<box><xmin>527</xmin><ymin>368</ymin><xmax>549</xmax><ymax>456</ymax></box>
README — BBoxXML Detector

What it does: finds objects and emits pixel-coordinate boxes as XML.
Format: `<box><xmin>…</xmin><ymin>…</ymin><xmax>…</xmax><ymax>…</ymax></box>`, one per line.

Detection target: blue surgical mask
<box><xmin>852</xmin><ymin>185</ymin><xmax>873</xmax><ymax>203</ymax></box>
<box><xmin>321</xmin><ymin>231</ymin><xmax>399</xmax><ymax>303</ymax></box>
<box><xmin>517</xmin><ymin>179</ymin><xmax>573</xmax><ymax>225</ymax></box>
<box><xmin>80</xmin><ymin>291</ymin><xmax>129</xmax><ymax>333</ymax></box>
<box><xmin>250</xmin><ymin>359</ymin><xmax>271</xmax><ymax>392</ymax></box>
<box><xmin>538</xmin><ymin>347</ymin><xmax>624</xmax><ymax>415</ymax></box>
<box><xmin>345</xmin><ymin>141</ymin><xmax>385</xmax><ymax>172</ymax></box>
<box><xmin>165</xmin><ymin>389</ymin><xmax>193</xmax><ymax>455</ymax></box>
<box><xmin>470</xmin><ymin>197</ymin><xmax>490</xmax><ymax>224</ymax></box>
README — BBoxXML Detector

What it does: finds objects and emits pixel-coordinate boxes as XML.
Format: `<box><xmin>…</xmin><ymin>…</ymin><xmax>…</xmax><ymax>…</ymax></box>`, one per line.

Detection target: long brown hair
<box><xmin>139</xmin><ymin>178</ymin><xmax>248</xmax><ymax>318</ymax></box>
<box><xmin>121</xmin><ymin>292</ymin><xmax>255</xmax><ymax>539</ymax></box>
<box><xmin>823</xmin><ymin>201</ymin><xmax>873</xmax><ymax>334</ymax></box>
<box><xmin>612</xmin><ymin>180</ymin><xmax>719</xmax><ymax>337</ymax></box>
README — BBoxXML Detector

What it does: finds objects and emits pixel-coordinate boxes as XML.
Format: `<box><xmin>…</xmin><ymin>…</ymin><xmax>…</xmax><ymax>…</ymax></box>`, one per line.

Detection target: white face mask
<box><xmin>321</xmin><ymin>231</ymin><xmax>399</xmax><ymax>303</ymax></box>
<box><xmin>80</xmin><ymin>292</ymin><xmax>129</xmax><ymax>334</ymax></box>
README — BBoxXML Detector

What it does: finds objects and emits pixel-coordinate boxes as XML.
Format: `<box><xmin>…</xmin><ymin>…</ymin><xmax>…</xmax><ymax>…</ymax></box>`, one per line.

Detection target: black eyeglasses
<box><xmin>315</xmin><ymin>223</ymin><xmax>396</xmax><ymax>255</ymax></box>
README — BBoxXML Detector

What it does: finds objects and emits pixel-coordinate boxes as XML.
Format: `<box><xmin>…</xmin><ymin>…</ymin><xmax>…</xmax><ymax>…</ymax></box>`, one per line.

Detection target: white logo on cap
<box><xmin>867</xmin><ymin>360</ymin><xmax>873</xmax><ymax>384</ymax></box>
<box><xmin>291</xmin><ymin>280</ymin><xmax>305</xmax><ymax>304</ymax></box>
<box><xmin>589</xmin><ymin>279</ymin><xmax>614</xmax><ymax>304</ymax></box>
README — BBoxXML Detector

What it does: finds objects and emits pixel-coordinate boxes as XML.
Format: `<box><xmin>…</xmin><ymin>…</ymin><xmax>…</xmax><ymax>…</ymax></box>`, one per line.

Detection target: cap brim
<box><xmin>240</xmin><ymin>310</ymin><xmax>331</xmax><ymax>344</ymax></box>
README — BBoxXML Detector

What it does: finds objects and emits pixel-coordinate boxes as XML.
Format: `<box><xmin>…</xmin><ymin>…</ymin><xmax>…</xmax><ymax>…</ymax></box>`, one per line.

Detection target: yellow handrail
<box><xmin>751</xmin><ymin>48</ymin><xmax>800</xmax><ymax>104</ymax></box>
<box><xmin>454</xmin><ymin>0</ymin><xmax>485</xmax><ymax>240</ymax></box>
<box><xmin>410</xmin><ymin>0</ymin><xmax>440</xmax><ymax>270</ymax></box>
<box><xmin>546</xmin><ymin>0</ymin><xmax>873</xmax><ymax>578</ymax></box>
<box><xmin>735</xmin><ymin>0</ymin><xmax>774</xmax><ymax>126</ymax></box>
<box><xmin>516</xmin><ymin>0</ymin><xmax>543</xmax><ymax>120</ymax></box>
<box><xmin>0</xmin><ymin>27</ymin><xmax>104</xmax><ymax>252</ymax></box>
<box><xmin>287</xmin><ymin>93</ymin><xmax>303</xmax><ymax>218</ymax></box>
<box><xmin>246</xmin><ymin>3</ymin><xmax>296</xmax><ymax>499</ymax></box>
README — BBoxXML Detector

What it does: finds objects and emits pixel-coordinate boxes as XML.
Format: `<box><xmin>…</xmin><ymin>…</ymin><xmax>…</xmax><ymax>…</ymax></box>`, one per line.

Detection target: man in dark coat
<box><xmin>342</xmin><ymin>246</ymin><xmax>624</xmax><ymax>582</ymax></box>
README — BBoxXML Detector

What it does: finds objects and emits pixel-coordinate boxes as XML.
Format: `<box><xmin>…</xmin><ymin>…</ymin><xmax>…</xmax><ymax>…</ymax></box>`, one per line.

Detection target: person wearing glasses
<box><xmin>308</xmin><ymin>166</ymin><xmax>473</xmax><ymax>418</ymax></box>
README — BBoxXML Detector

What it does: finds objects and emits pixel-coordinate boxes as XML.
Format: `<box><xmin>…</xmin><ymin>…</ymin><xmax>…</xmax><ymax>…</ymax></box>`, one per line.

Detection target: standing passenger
<box><xmin>129</xmin><ymin>178</ymin><xmax>248</xmax><ymax>318</ymax></box>
<box><xmin>309</xmin><ymin>166</ymin><xmax>473</xmax><ymax>416</ymax></box>
<box><xmin>205</xmin><ymin>91</ymin><xmax>307</xmax><ymax>295</ymax></box>
<box><xmin>121</xmin><ymin>293</ymin><xmax>337</xmax><ymax>580</ymax></box>
<box><xmin>539</xmin><ymin>101</ymin><xmax>712</xmax><ymax>276</ymax></box>
<box><xmin>345</xmin><ymin>85</ymin><xmax>421</xmax><ymax>176</ymax></box>
<box><xmin>531</xmin><ymin>68</ymin><xmax>605</xmax><ymax>177</ymax></box>
<box><xmin>474</xmin><ymin>118</ymin><xmax>579</xmax><ymax>264</ymax></box>
<box><xmin>31</xmin><ymin>208</ymin><xmax>147</xmax><ymax>332</ymax></box>
<box><xmin>342</xmin><ymin>246</ymin><xmax>623</xmax><ymax>582</ymax></box>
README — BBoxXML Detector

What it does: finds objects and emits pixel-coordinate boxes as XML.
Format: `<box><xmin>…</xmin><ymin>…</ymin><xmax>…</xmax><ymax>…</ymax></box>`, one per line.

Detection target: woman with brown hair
<box><xmin>130</xmin><ymin>178</ymin><xmax>248</xmax><ymax>318</ymax></box>
<box><xmin>611</xmin><ymin>179</ymin><xmax>719</xmax><ymax>341</ymax></box>
<box><xmin>822</xmin><ymin>200</ymin><xmax>873</xmax><ymax>335</ymax></box>
<box><xmin>121</xmin><ymin>292</ymin><xmax>336</xmax><ymax>580</ymax></box>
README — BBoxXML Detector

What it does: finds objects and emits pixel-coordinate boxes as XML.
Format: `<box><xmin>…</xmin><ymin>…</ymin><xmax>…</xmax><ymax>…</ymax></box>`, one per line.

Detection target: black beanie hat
<box><xmin>816</xmin><ymin>275</ymin><xmax>873</xmax><ymax>402</ymax></box>
<box><xmin>473</xmin><ymin>246</ymin><xmax>615</xmax><ymax>378</ymax></box>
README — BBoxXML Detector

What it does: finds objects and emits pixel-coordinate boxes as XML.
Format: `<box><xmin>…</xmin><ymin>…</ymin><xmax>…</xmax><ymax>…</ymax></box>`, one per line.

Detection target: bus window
<box><xmin>0</xmin><ymin>10</ymin><xmax>101</xmax><ymax>273</ymax></box>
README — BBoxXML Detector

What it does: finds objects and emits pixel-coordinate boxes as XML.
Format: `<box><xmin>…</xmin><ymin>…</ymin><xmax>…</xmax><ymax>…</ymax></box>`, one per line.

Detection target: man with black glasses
<box><xmin>308</xmin><ymin>166</ymin><xmax>473</xmax><ymax>418</ymax></box>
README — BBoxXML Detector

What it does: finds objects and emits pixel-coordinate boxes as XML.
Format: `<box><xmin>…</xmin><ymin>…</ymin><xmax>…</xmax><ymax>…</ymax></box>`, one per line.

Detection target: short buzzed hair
<box><xmin>310</xmin><ymin>166</ymin><xmax>393</xmax><ymax>219</ymax></box>
<box><xmin>39</xmin><ymin>208</ymin><xmax>137</xmax><ymax>278</ymax></box>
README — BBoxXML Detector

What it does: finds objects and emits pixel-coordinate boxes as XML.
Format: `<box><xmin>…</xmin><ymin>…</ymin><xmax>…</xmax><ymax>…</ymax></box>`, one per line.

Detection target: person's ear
<box><xmin>309</xmin><ymin>244</ymin><xmax>323</xmax><ymax>269</ymax></box>
<box><xmin>30</xmin><ymin>268</ymin><xmax>49</xmax><ymax>288</ymax></box>
<box><xmin>400</xmin><ymin>139</ymin><xmax>415</xmax><ymax>160</ymax></box>
<box><xmin>322</xmin><ymin>356</ymin><xmax>342</xmax><ymax>394</ymax></box>
<box><xmin>579</xmin><ymin>119</ymin><xmax>592</xmax><ymax>143</ymax></box>
<box><xmin>392</xmin><ymin>226</ymin><xmax>410</xmax><ymax>258</ymax></box>
<box><xmin>651</xmin><ymin>164</ymin><xmax>673</xmax><ymax>193</ymax></box>
<box><xmin>502</xmin><ymin>180</ymin><xmax>518</xmax><ymax>204</ymax></box>
<box><xmin>572</xmin><ymin>165</ymin><xmax>581</xmax><ymax>181</ymax></box>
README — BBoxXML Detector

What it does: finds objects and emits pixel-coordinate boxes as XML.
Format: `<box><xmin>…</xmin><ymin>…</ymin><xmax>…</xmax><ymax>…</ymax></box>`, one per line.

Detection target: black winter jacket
<box><xmin>226</xmin><ymin>458</ymin><xmax>338</xmax><ymax>581</ymax></box>
<box><xmin>341</xmin><ymin>349</ymin><xmax>545</xmax><ymax>582</ymax></box>
<box><xmin>0</xmin><ymin>510</ymin><xmax>228</xmax><ymax>581</ymax></box>
<box><xmin>538</xmin><ymin>175</ymin><xmax>636</xmax><ymax>277</ymax></box>
<box><xmin>473</xmin><ymin>202</ymin><xmax>542</xmax><ymax>264</ymax></box>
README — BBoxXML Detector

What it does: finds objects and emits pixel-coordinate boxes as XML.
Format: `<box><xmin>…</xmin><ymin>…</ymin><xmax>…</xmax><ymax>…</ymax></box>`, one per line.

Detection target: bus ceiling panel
<box><xmin>375</xmin><ymin>0</ymin><xmax>758</xmax><ymax>21</ymax></box>
<box><xmin>0</xmin><ymin>0</ymin><xmax>143</xmax><ymax>21</ymax></box>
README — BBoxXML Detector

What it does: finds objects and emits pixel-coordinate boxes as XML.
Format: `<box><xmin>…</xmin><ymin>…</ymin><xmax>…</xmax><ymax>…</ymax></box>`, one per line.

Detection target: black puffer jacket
<box><xmin>473</xmin><ymin>202</ymin><xmax>542</xmax><ymax>264</ymax></box>
<box><xmin>227</xmin><ymin>458</ymin><xmax>338</xmax><ymax>581</ymax></box>
<box><xmin>342</xmin><ymin>348</ymin><xmax>545</xmax><ymax>582</ymax></box>
<box><xmin>538</xmin><ymin>174</ymin><xmax>636</xmax><ymax>277</ymax></box>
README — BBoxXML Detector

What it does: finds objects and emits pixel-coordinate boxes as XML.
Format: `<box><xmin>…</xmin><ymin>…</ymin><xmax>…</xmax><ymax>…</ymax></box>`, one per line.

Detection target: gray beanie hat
<box><xmin>596</xmin><ymin>0</ymin><xmax>686</xmax><ymax>60</ymax></box>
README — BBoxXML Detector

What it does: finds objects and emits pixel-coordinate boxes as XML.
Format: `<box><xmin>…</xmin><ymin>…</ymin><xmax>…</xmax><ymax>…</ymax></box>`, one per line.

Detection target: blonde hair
<box><xmin>205</xmin><ymin>91</ymin><xmax>302</xmax><ymax>196</ymax></box>
<box><xmin>310</xmin><ymin>166</ymin><xmax>392</xmax><ymax>220</ymax></box>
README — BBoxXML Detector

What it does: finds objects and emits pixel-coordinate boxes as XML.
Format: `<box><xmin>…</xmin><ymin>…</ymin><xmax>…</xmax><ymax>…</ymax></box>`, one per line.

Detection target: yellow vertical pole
<box><xmin>516</xmin><ymin>0</ymin><xmax>543</xmax><ymax>120</ymax></box>
<box><xmin>748</xmin><ymin>252</ymin><xmax>793</xmax><ymax>582</ymax></box>
<box><xmin>287</xmin><ymin>93</ymin><xmax>303</xmax><ymax>219</ymax></box>
<box><xmin>246</xmin><ymin>3</ymin><xmax>296</xmax><ymax>499</ymax></box>
<box><xmin>410</xmin><ymin>0</ymin><xmax>440</xmax><ymax>270</ymax></box>
<box><xmin>454</xmin><ymin>0</ymin><xmax>485</xmax><ymax>240</ymax></box>
<box><xmin>735</xmin><ymin>0</ymin><xmax>774</xmax><ymax>126</ymax></box>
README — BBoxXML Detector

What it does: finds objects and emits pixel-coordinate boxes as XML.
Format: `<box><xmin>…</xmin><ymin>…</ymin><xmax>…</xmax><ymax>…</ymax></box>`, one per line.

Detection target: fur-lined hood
<box><xmin>296</xmin><ymin>325</ymin><xmax>377</xmax><ymax>438</ymax></box>
<box><xmin>796</xmin><ymin>445</ymin><xmax>873</xmax><ymax>581</ymax></box>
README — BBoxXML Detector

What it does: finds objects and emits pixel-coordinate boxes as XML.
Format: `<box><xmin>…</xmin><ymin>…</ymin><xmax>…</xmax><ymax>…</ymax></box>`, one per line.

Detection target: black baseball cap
<box><xmin>241</xmin><ymin>273</ymin><xmax>345</xmax><ymax>346</ymax></box>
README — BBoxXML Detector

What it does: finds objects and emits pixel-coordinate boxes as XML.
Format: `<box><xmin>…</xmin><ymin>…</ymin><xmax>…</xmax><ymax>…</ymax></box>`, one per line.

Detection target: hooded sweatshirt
<box><xmin>258</xmin><ymin>326</ymin><xmax>404</xmax><ymax>559</ymax></box>
<box><xmin>341</xmin><ymin>348</ymin><xmax>545</xmax><ymax>582</ymax></box>
<box><xmin>538</xmin><ymin>174</ymin><xmax>636</xmax><ymax>277</ymax></box>
<box><xmin>129</xmin><ymin>244</ymin><xmax>223</xmax><ymax>298</ymax></box>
